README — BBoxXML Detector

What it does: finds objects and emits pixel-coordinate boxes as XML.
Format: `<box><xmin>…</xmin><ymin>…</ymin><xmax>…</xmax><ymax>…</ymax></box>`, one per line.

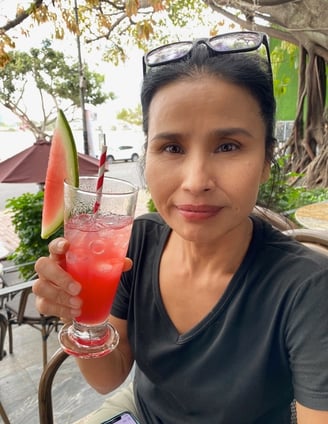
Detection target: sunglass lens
<box><xmin>210</xmin><ymin>32</ymin><xmax>262</xmax><ymax>52</ymax></box>
<box><xmin>146</xmin><ymin>42</ymin><xmax>192</xmax><ymax>66</ymax></box>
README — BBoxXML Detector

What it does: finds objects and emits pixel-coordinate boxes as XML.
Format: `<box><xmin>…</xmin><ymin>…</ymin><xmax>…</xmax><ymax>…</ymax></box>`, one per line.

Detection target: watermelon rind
<box><xmin>41</xmin><ymin>109</ymin><xmax>79</xmax><ymax>239</ymax></box>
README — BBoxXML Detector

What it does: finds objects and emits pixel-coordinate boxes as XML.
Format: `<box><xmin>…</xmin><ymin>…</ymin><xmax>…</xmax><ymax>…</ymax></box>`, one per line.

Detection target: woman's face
<box><xmin>144</xmin><ymin>75</ymin><xmax>270</xmax><ymax>244</ymax></box>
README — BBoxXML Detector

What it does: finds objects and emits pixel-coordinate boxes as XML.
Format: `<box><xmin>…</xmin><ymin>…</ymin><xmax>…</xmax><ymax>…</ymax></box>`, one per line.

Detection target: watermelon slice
<box><xmin>41</xmin><ymin>109</ymin><xmax>79</xmax><ymax>239</ymax></box>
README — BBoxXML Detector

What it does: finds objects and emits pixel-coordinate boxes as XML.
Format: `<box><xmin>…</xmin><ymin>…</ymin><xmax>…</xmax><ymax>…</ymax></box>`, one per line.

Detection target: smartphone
<box><xmin>101</xmin><ymin>411</ymin><xmax>140</xmax><ymax>424</ymax></box>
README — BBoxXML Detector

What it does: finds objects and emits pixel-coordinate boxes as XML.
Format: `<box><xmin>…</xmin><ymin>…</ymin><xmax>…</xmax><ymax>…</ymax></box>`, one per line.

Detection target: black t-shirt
<box><xmin>112</xmin><ymin>213</ymin><xmax>328</xmax><ymax>424</ymax></box>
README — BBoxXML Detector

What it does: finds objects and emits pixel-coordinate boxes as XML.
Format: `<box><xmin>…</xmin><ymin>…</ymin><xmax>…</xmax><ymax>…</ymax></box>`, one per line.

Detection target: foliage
<box><xmin>116</xmin><ymin>105</ymin><xmax>142</xmax><ymax>127</ymax></box>
<box><xmin>0</xmin><ymin>1</ymin><xmax>214</xmax><ymax>67</ymax></box>
<box><xmin>0</xmin><ymin>39</ymin><xmax>110</xmax><ymax>139</ymax></box>
<box><xmin>147</xmin><ymin>196</ymin><xmax>157</xmax><ymax>212</ymax></box>
<box><xmin>5</xmin><ymin>191</ymin><xmax>63</xmax><ymax>279</ymax></box>
<box><xmin>166</xmin><ymin>0</ymin><xmax>209</xmax><ymax>28</ymax></box>
<box><xmin>271</xmin><ymin>41</ymin><xmax>298</xmax><ymax>99</ymax></box>
<box><xmin>30</xmin><ymin>40</ymin><xmax>109</xmax><ymax>106</ymax></box>
<box><xmin>258</xmin><ymin>156</ymin><xmax>328</xmax><ymax>218</ymax></box>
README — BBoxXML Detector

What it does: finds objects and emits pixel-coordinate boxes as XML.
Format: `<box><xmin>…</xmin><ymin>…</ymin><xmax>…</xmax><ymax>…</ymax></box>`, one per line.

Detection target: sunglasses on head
<box><xmin>143</xmin><ymin>31</ymin><xmax>272</xmax><ymax>79</ymax></box>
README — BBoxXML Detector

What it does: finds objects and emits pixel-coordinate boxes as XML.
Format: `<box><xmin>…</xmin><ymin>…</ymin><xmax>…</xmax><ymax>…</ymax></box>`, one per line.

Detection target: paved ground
<box><xmin>0</xmin><ymin>321</ymin><xmax>105</xmax><ymax>423</ymax></box>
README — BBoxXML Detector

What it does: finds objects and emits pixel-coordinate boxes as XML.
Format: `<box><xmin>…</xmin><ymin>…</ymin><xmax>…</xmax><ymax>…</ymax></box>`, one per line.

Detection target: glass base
<box><xmin>59</xmin><ymin>321</ymin><xmax>119</xmax><ymax>359</ymax></box>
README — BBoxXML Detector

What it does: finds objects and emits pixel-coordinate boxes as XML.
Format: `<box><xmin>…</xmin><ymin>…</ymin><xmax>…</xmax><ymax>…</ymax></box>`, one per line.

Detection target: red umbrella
<box><xmin>0</xmin><ymin>139</ymin><xmax>104</xmax><ymax>184</ymax></box>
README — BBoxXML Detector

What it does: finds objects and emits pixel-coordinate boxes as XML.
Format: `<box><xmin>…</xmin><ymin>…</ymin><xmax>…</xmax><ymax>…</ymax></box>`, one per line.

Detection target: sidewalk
<box><xmin>0</xmin><ymin>211</ymin><xmax>19</xmax><ymax>258</ymax></box>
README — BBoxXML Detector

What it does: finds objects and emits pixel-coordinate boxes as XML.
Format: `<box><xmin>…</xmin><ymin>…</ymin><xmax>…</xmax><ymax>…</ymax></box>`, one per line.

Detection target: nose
<box><xmin>181</xmin><ymin>153</ymin><xmax>216</xmax><ymax>194</ymax></box>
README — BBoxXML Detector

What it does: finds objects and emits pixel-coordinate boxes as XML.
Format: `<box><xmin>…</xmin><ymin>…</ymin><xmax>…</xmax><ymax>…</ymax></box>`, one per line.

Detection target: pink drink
<box><xmin>65</xmin><ymin>213</ymin><xmax>132</xmax><ymax>325</ymax></box>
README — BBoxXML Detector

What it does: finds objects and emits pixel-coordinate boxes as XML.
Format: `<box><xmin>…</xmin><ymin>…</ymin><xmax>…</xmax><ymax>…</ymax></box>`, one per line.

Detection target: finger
<box><xmin>34</xmin><ymin>257</ymin><xmax>81</xmax><ymax>296</ymax></box>
<box><xmin>123</xmin><ymin>257</ymin><xmax>133</xmax><ymax>272</ymax></box>
<box><xmin>33</xmin><ymin>276</ymin><xmax>82</xmax><ymax>317</ymax></box>
<box><xmin>48</xmin><ymin>237</ymin><xmax>69</xmax><ymax>267</ymax></box>
<box><xmin>35</xmin><ymin>295</ymin><xmax>81</xmax><ymax>321</ymax></box>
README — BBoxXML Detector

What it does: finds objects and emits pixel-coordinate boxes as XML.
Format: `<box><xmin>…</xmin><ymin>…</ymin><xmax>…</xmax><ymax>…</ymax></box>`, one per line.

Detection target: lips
<box><xmin>176</xmin><ymin>204</ymin><xmax>222</xmax><ymax>220</ymax></box>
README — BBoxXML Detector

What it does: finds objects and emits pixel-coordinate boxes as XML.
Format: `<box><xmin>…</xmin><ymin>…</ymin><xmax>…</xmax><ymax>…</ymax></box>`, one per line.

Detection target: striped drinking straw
<box><xmin>93</xmin><ymin>144</ymin><xmax>107</xmax><ymax>214</ymax></box>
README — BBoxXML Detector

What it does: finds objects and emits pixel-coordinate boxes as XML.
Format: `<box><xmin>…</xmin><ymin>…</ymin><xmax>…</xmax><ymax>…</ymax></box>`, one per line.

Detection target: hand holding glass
<box><xmin>59</xmin><ymin>176</ymin><xmax>138</xmax><ymax>358</ymax></box>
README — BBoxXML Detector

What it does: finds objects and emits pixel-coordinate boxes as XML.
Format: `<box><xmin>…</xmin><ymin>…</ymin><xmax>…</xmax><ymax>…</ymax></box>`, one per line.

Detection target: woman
<box><xmin>33</xmin><ymin>32</ymin><xmax>328</xmax><ymax>423</ymax></box>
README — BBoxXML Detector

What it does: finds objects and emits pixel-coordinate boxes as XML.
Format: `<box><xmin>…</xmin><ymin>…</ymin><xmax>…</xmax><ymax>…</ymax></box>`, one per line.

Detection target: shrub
<box><xmin>258</xmin><ymin>156</ymin><xmax>328</xmax><ymax>218</ymax></box>
<box><xmin>5</xmin><ymin>191</ymin><xmax>63</xmax><ymax>279</ymax></box>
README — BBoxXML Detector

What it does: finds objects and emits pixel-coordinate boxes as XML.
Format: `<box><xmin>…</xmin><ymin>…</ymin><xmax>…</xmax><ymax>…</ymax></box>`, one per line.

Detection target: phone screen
<box><xmin>101</xmin><ymin>411</ymin><xmax>140</xmax><ymax>424</ymax></box>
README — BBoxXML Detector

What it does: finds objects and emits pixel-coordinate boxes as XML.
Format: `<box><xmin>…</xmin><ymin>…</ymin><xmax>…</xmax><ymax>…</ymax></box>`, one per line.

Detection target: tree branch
<box><xmin>0</xmin><ymin>0</ymin><xmax>44</xmax><ymax>32</ymax></box>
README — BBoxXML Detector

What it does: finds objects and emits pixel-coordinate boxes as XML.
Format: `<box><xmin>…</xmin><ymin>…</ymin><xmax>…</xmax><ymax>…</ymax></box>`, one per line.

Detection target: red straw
<box><xmin>93</xmin><ymin>144</ymin><xmax>107</xmax><ymax>213</ymax></box>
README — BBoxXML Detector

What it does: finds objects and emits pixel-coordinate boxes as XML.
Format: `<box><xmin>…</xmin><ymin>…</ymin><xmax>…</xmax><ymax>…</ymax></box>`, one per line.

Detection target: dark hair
<box><xmin>141</xmin><ymin>44</ymin><xmax>276</xmax><ymax>163</ymax></box>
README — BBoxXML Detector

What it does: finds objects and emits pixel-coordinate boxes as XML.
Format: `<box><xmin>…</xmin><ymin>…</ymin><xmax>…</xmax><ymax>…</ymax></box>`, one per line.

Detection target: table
<box><xmin>0</xmin><ymin>261</ymin><xmax>37</xmax><ymax>310</ymax></box>
<box><xmin>0</xmin><ymin>243</ymin><xmax>9</xmax><ymax>260</ymax></box>
<box><xmin>295</xmin><ymin>202</ymin><xmax>328</xmax><ymax>229</ymax></box>
<box><xmin>0</xmin><ymin>280</ymin><xmax>34</xmax><ymax>298</ymax></box>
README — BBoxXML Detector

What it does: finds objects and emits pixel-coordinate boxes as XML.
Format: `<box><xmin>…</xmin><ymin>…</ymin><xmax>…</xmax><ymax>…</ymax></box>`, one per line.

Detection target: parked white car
<box><xmin>106</xmin><ymin>144</ymin><xmax>141</xmax><ymax>163</ymax></box>
<box><xmin>101</xmin><ymin>130</ymin><xmax>144</xmax><ymax>164</ymax></box>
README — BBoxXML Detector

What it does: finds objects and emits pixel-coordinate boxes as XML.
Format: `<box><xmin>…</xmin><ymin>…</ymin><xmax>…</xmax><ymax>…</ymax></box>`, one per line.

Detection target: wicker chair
<box><xmin>252</xmin><ymin>205</ymin><xmax>297</xmax><ymax>231</ymax></box>
<box><xmin>283</xmin><ymin>227</ymin><xmax>328</xmax><ymax>255</ymax></box>
<box><xmin>0</xmin><ymin>313</ymin><xmax>7</xmax><ymax>360</ymax></box>
<box><xmin>0</xmin><ymin>400</ymin><xmax>10</xmax><ymax>424</ymax></box>
<box><xmin>1</xmin><ymin>261</ymin><xmax>60</xmax><ymax>369</ymax></box>
<box><xmin>5</xmin><ymin>286</ymin><xmax>60</xmax><ymax>369</ymax></box>
<box><xmin>38</xmin><ymin>348</ymin><xmax>69</xmax><ymax>424</ymax></box>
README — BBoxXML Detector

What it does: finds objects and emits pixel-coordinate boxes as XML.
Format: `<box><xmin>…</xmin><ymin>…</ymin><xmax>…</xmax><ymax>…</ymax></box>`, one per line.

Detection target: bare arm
<box><xmin>33</xmin><ymin>237</ymin><xmax>134</xmax><ymax>393</ymax></box>
<box><xmin>75</xmin><ymin>315</ymin><xmax>134</xmax><ymax>394</ymax></box>
<box><xmin>296</xmin><ymin>402</ymin><xmax>328</xmax><ymax>424</ymax></box>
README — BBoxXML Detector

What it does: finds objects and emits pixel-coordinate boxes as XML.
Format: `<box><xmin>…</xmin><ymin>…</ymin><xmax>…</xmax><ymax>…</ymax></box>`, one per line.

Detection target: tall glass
<box><xmin>59</xmin><ymin>176</ymin><xmax>138</xmax><ymax>358</ymax></box>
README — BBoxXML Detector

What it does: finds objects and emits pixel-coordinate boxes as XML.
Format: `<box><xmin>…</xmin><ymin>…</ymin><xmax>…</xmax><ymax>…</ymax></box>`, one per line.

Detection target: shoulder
<box><xmin>251</xmin><ymin>216</ymin><xmax>328</xmax><ymax>280</ymax></box>
<box><xmin>128</xmin><ymin>212</ymin><xmax>170</xmax><ymax>252</ymax></box>
<box><xmin>132</xmin><ymin>212</ymin><xmax>168</xmax><ymax>235</ymax></box>
<box><xmin>134</xmin><ymin>212</ymin><xmax>167</xmax><ymax>226</ymax></box>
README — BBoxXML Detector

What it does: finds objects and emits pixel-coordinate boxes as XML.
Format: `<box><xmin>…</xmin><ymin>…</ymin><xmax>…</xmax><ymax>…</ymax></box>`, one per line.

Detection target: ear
<box><xmin>260</xmin><ymin>161</ymin><xmax>271</xmax><ymax>184</ymax></box>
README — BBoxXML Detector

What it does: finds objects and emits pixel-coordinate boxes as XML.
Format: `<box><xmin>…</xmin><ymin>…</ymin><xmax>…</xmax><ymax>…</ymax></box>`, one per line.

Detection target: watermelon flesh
<box><xmin>41</xmin><ymin>109</ymin><xmax>79</xmax><ymax>239</ymax></box>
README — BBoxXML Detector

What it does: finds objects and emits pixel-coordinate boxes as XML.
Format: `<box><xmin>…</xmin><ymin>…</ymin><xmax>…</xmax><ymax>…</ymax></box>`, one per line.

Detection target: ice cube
<box><xmin>89</xmin><ymin>239</ymin><xmax>106</xmax><ymax>255</ymax></box>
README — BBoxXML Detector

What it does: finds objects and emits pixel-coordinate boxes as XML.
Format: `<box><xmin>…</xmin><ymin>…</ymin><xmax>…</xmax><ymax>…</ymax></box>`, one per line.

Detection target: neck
<box><xmin>170</xmin><ymin>218</ymin><xmax>254</xmax><ymax>276</ymax></box>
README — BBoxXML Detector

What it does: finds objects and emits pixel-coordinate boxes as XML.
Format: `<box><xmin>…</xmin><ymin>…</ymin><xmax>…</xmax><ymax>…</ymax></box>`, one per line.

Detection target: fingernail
<box><xmin>68</xmin><ymin>283</ymin><xmax>81</xmax><ymax>295</ymax></box>
<box><xmin>71</xmin><ymin>309</ymin><xmax>81</xmax><ymax>317</ymax></box>
<box><xmin>57</xmin><ymin>239</ymin><xmax>66</xmax><ymax>251</ymax></box>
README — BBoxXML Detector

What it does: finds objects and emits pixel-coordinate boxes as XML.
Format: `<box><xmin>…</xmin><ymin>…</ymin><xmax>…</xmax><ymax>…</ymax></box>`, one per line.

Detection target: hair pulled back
<box><xmin>141</xmin><ymin>43</ymin><xmax>276</xmax><ymax>163</ymax></box>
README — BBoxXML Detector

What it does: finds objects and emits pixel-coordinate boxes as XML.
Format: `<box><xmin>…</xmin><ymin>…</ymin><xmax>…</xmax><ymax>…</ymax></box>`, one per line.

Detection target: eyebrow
<box><xmin>150</xmin><ymin>127</ymin><xmax>254</xmax><ymax>142</ymax></box>
<box><xmin>209</xmin><ymin>127</ymin><xmax>254</xmax><ymax>138</ymax></box>
<box><xmin>148</xmin><ymin>132</ymin><xmax>180</xmax><ymax>142</ymax></box>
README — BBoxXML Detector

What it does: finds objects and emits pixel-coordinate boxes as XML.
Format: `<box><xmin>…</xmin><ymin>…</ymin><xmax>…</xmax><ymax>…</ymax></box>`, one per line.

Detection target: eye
<box><xmin>164</xmin><ymin>144</ymin><xmax>184</xmax><ymax>154</ymax></box>
<box><xmin>217</xmin><ymin>142</ymin><xmax>239</xmax><ymax>153</ymax></box>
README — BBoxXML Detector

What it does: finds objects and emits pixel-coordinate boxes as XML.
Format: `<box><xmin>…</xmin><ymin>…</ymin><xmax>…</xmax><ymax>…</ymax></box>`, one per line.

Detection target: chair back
<box><xmin>38</xmin><ymin>348</ymin><xmax>69</xmax><ymax>424</ymax></box>
<box><xmin>13</xmin><ymin>287</ymin><xmax>33</xmax><ymax>323</ymax></box>
<box><xmin>4</xmin><ymin>275</ymin><xmax>60</xmax><ymax>368</ymax></box>
<box><xmin>283</xmin><ymin>228</ymin><xmax>328</xmax><ymax>256</ymax></box>
<box><xmin>252</xmin><ymin>206</ymin><xmax>297</xmax><ymax>231</ymax></box>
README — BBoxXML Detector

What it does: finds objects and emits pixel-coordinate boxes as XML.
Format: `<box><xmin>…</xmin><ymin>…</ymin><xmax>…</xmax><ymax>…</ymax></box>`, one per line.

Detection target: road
<box><xmin>0</xmin><ymin>161</ymin><xmax>146</xmax><ymax>210</ymax></box>
<box><xmin>107</xmin><ymin>160</ymin><xmax>146</xmax><ymax>189</ymax></box>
